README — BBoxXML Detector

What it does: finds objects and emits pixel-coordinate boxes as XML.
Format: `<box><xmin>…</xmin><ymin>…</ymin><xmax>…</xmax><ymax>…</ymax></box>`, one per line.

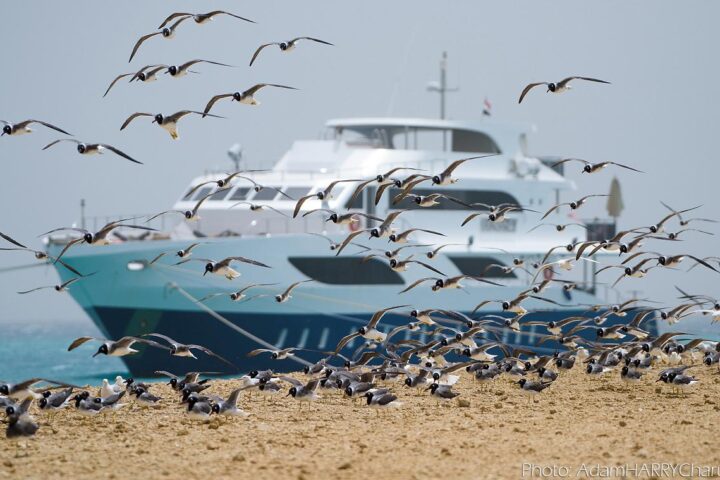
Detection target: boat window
<box><xmin>207</xmin><ymin>188</ymin><xmax>231</xmax><ymax>201</ymax></box>
<box><xmin>452</xmin><ymin>129</ymin><xmax>501</xmax><ymax>154</ymax></box>
<box><xmin>388</xmin><ymin>189</ymin><xmax>519</xmax><ymax>210</ymax></box>
<box><xmin>283</xmin><ymin>187</ymin><xmax>311</xmax><ymax>200</ymax></box>
<box><xmin>288</xmin><ymin>257</ymin><xmax>404</xmax><ymax>285</ymax></box>
<box><xmin>447</xmin><ymin>256</ymin><xmax>517</xmax><ymax>279</ymax></box>
<box><xmin>192</xmin><ymin>187</ymin><xmax>214</xmax><ymax>201</ymax></box>
<box><xmin>229</xmin><ymin>187</ymin><xmax>250</xmax><ymax>201</ymax></box>
<box><xmin>252</xmin><ymin>188</ymin><xmax>281</xmax><ymax>201</ymax></box>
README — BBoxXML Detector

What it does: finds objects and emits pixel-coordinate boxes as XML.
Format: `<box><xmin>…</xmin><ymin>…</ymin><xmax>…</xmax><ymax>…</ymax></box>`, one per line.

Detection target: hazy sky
<box><xmin>1</xmin><ymin>1</ymin><xmax>719</xmax><ymax>323</ymax></box>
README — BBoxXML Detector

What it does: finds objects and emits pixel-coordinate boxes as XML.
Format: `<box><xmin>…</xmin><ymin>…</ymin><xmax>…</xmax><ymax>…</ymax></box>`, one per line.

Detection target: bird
<box><xmin>345</xmin><ymin>167</ymin><xmax>425</xmax><ymax>207</ymax></box>
<box><xmin>431</xmin><ymin>155</ymin><xmax>495</xmax><ymax>186</ymax></box>
<box><xmin>527</xmin><ymin>223</ymin><xmax>589</xmax><ymax>233</ymax></box>
<box><xmin>541</xmin><ymin>194</ymin><xmax>609</xmax><ymax>220</ymax></box>
<box><xmin>131</xmin><ymin>387</ymin><xmax>161</xmax><ymax>408</ymax></box>
<box><xmin>388</xmin><ymin>228</ymin><xmax>445</xmax><ymax>244</ymax></box>
<box><xmin>175</xmin><ymin>242</ymin><xmax>205</xmax><ymax>259</ymax></box>
<box><xmin>102</xmin><ymin>65</ymin><xmax>165</xmax><ymax>97</ymax></box>
<box><xmin>303</xmin><ymin>209</ymin><xmax>380</xmax><ymax>225</ymax></box>
<box><xmin>43</xmin><ymin>220</ymin><xmax>156</xmax><ymax>261</ymax></box>
<box><xmin>183</xmin><ymin>170</ymin><xmax>269</xmax><ymax>197</ymax></box>
<box><xmin>249</xmin><ymin>37</ymin><xmax>334</xmax><ymax>66</ymax></box>
<box><xmin>71</xmin><ymin>392</ymin><xmax>105</xmax><ymax>416</ymax></box>
<box><xmin>154</xmin><ymin>371</ymin><xmax>219</xmax><ymax>391</ymax></box>
<box><xmin>143</xmin><ymin>333</ymin><xmax>237</xmax><ymax>368</ymax></box>
<box><xmin>120</xmin><ymin>110</ymin><xmax>223</xmax><ymax>140</ymax></box>
<box><xmin>661</xmin><ymin>201</ymin><xmax>718</xmax><ymax>228</ymax></box>
<box><xmin>5</xmin><ymin>403</ymin><xmax>39</xmax><ymax>440</ymax></box>
<box><xmin>192</xmin><ymin>256</ymin><xmax>270</xmax><ymax>280</ymax></box>
<box><xmin>196</xmin><ymin>283</ymin><xmax>277</xmax><ymax>303</ymax></box>
<box><xmin>1</xmin><ymin>379</ymin><xmax>75</xmax><ymax>401</ymax></box>
<box><xmin>1</xmin><ymin>119</ymin><xmax>71</xmax><ymax>137</ymax></box>
<box><xmin>275</xmin><ymin>280</ymin><xmax>314</xmax><ymax>303</ymax></box>
<box><xmin>128</xmin><ymin>17</ymin><xmax>191</xmax><ymax>62</ymax></box>
<box><xmin>211</xmin><ymin>388</ymin><xmax>249</xmax><ymax>417</ymax></box>
<box><xmin>281</xmin><ymin>377</ymin><xmax>321</xmax><ymax>402</ymax></box>
<box><xmin>293</xmin><ymin>180</ymin><xmax>363</xmax><ymax>218</ymax></box>
<box><xmin>230</xmin><ymin>202</ymin><xmax>289</xmax><ymax>217</ymax></box>
<box><xmin>399</xmin><ymin>275</ymin><xmax>502</xmax><ymax>294</ymax></box>
<box><xmin>427</xmin><ymin>383</ymin><xmax>460</xmax><ymax>402</ymax></box>
<box><xmin>550</xmin><ymin>158</ymin><xmax>643</xmax><ymax>174</ymax></box>
<box><xmin>425</xmin><ymin>244</ymin><xmax>465</xmax><ymax>259</ymax></box>
<box><xmin>388</xmin><ymin>256</ymin><xmax>446</xmax><ymax>276</ymax></box>
<box><xmin>365</xmin><ymin>391</ymin><xmax>400</xmax><ymax>408</ymax></box>
<box><xmin>149</xmin><ymin>189</ymin><xmax>227</xmax><ymax>222</ymax></box>
<box><xmin>202</xmin><ymin>84</ymin><xmax>297</xmax><ymax>115</ymax></box>
<box><xmin>334</xmin><ymin>305</ymin><xmax>410</xmax><ymax>352</ymax></box>
<box><xmin>186</xmin><ymin>395</ymin><xmax>213</xmax><ymax>421</ymax></box>
<box><xmin>158</xmin><ymin>10</ymin><xmax>255</xmax><ymax>28</ymax></box>
<box><xmin>0</xmin><ymin>245</ymin><xmax>85</xmax><ymax>277</ymax></box>
<box><xmin>517</xmin><ymin>378</ymin><xmax>553</xmax><ymax>396</ymax></box>
<box><xmin>247</xmin><ymin>348</ymin><xmax>299</xmax><ymax>360</ymax></box>
<box><xmin>100</xmin><ymin>379</ymin><xmax>122</xmax><ymax>399</ymax></box>
<box><xmin>43</xmin><ymin>139</ymin><xmax>141</xmax><ymax>164</ymax></box>
<box><xmin>38</xmin><ymin>387</ymin><xmax>74</xmax><ymax>413</ymax></box>
<box><xmin>17</xmin><ymin>276</ymin><xmax>82</xmax><ymax>295</ymax></box>
<box><xmin>518</xmin><ymin>76</ymin><xmax>610</xmax><ymax>103</ymax></box>
<box><xmin>165</xmin><ymin>59</ymin><xmax>234</xmax><ymax>78</ymax></box>
<box><xmin>67</xmin><ymin>336</ymin><xmax>169</xmax><ymax>357</ymax></box>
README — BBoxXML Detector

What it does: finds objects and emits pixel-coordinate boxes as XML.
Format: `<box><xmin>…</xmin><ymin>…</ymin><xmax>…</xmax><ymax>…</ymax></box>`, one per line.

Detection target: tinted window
<box><xmin>192</xmin><ymin>187</ymin><xmax>214</xmax><ymax>201</ymax></box>
<box><xmin>229</xmin><ymin>187</ymin><xmax>250</xmax><ymax>201</ymax></box>
<box><xmin>207</xmin><ymin>188</ymin><xmax>231</xmax><ymax>201</ymax></box>
<box><xmin>283</xmin><ymin>187</ymin><xmax>311</xmax><ymax>200</ymax></box>
<box><xmin>389</xmin><ymin>189</ymin><xmax>519</xmax><ymax>210</ymax></box>
<box><xmin>252</xmin><ymin>187</ymin><xmax>280</xmax><ymax>201</ymax></box>
<box><xmin>288</xmin><ymin>257</ymin><xmax>404</xmax><ymax>285</ymax></box>
<box><xmin>448</xmin><ymin>256</ymin><xmax>517</xmax><ymax>279</ymax></box>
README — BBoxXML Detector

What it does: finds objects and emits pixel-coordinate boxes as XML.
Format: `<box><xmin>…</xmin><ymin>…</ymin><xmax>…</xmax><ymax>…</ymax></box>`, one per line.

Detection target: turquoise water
<box><xmin>0</xmin><ymin>321</ymin><xmax>129</xmax><ymax>385</ymax></box>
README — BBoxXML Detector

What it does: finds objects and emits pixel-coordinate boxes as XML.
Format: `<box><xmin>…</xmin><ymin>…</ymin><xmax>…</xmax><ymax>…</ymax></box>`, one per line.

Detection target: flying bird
<box><xmin>120</xmin><ymin>110</ymin><xmax>223</xmax><ymax>140</ymax></box>
<box><xmin>43</xmin><ymin>139</ymin><xmax>141</xmax><ymax>164</ymax></box>
<box><xmin>17</xmin><ymin>277</ymin><xmax>83</xmax><ymax>295</ymax></box>
<box><xmin>293</xmin><ymin>179</ymin><xmax>362</xmax><ymax>218</ymax></box>
<box><xmin>158</xmin><ymin>10</ymin><xmax>255</xmax><ymax>29</ymax></box>
<box><xmin>275</xmin><ymin>279</ymin><xmax>314</xmax><ymax>303</ymax></box>
<box><xmin>128</xmin><ymin>17</ymin><xmax>191</xmax><ymax>62</ymax></box>
<box><xmin>44</xmin><ymin>220</ymin><xmax>156</xmax><ymax>261</ymax></box>
<box><xmin>103</xmin><ymin>65</ymin><xmax>165</xmax><ymax>97</ymax></box>
<box><xmin>550</xmin><ymin>158</ymin><xmax>643</xmax><ymax>174</ymax></box>
<box><xmin>164</xmin><ymin>59</ymin><xmax>234</xmax><ymax>78</ymax></box>
<box><xmin>203</xmin><ymin>84</ymin><xmax>297</xmax><ymax>115</ymax></box>
<box><xmin>249</xmin><ymin>37</ymin><xmax>334</xmax><ymax>66</ymax></box>
<box><xmin>1</xmin><ymin>119</ymin><xmax>71</xmax><ymax>137</ymax></box>
<box><xmin>431</xmin><ymin>155</ymin><xmax>496</xmax><ymax>186</ymax></box>
<box><xmin>68</xmin><ymin>336</ymin><xmax>169</xmax><ymax>357</ymax></box>
<box><xmin>143</xmin><ymin>333</ymin><xmax>236</xmax><ymax>368</ymax></box>
<box><xmin>148</xmin><ymin>189</ymin><xmax>228</xmax><ymax>222</ymax></box>
<box><xmin>518</xmin><ymin>76</ymin><xmax>610</xmax><ymax>103</ymax></box>
<box><xmin>541</xmin><ymin>194</ymin><xmax>609</xmax><ymax>220</ymax></box>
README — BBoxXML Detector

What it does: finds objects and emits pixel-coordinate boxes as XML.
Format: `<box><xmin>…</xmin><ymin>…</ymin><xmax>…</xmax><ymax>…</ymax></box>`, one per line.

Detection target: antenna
<box><xmin>426</xmin><ymin>51</ymin><xmax>459</xmax><ymax>119</ymax></box>
<box><xmin>227</xmin><ymin>143</ymin><xmax>243</xmax><ymax>171</ymax></box>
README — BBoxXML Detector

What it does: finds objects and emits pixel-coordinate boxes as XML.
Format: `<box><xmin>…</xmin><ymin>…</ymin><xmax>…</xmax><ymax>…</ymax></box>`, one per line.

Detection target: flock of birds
<box><xmin>2</xmin><ymin>7</ymin><xmax>720</xmax><ymax>454</ymax></box>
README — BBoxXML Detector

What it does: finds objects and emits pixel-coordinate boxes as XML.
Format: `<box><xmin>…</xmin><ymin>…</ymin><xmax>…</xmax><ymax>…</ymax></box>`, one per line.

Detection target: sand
<box><xmin>2</xmin><ymin>366</ymin><xmax>720</xmax><ymax>480</ymax></box>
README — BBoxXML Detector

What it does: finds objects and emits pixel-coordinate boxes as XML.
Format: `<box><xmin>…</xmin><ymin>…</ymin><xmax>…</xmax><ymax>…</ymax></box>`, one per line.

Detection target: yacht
<box><xmin>46</xmin><ymin>116</ymin><xmax>651</xmax><ymax>376</ymax></box>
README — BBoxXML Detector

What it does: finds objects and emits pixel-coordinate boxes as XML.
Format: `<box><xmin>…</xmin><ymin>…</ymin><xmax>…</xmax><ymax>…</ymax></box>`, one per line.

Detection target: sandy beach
<box><xmin>2</xmin><ymin>365</ymin><xmax>720</xmax><ymax>480</ymax></box>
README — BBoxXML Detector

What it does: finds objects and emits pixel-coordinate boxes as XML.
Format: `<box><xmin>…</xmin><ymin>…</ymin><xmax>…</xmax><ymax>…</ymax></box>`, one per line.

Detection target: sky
<box><xmin>1</xmin><ymin>1</ymin><xmax>719</xmax><ymax>323</ymax></box>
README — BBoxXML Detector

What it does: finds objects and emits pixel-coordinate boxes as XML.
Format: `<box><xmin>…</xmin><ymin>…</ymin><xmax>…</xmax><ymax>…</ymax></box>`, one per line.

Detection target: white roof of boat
<box><xmin>326</xmin><ymin>117</ymin><xmax>532</xmax><ymax>133</ymax></box>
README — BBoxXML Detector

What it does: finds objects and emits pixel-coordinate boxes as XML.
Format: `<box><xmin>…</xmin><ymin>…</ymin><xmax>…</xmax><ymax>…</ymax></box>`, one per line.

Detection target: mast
<box><xmin>426</xmin><ymin>51</ymin><xmax>459</xmax><ymax>120</ymax></box>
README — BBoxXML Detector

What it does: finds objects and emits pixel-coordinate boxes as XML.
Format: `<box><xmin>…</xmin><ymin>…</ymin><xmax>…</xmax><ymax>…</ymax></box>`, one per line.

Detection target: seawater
<box><xmin>0</xmin><ymin>320</ymin><xmax>129</xmax><ymax>385</ymax></box>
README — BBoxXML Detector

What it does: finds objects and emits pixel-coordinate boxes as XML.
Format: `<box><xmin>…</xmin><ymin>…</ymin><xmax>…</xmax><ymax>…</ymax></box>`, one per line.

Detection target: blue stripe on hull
<box><xmin>87</xmin><ymin>306</ymin><xmax>658</xmax><ymax>377</ymax></box>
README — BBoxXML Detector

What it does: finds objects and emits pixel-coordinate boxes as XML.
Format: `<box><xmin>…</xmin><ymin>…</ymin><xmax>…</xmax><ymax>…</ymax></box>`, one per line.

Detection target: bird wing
<box><xmin>0</xmin><ymin>231</ymin><xmax>27</xmax><ymax>248</ymax></box>
<box><xmin>558</xmin><ymin>76</ymin><xmax>611</xmax><ymax>88</ymax></box>
<box><xmin>247</xmin><ymin>349</ymin><xmax>273</xmax><ymax>357</ymax></box>
<box><xmin>441</xmin><ymin>154</ymin><xmax>495</xmax><ymax>177</ymax></box>
<box><xmin>17</xmin><ymin>286</ymin><xmax>54</xmax><ymax>294</ymax></box>
<box><xmin>333</xmin><ymin>332</ymin><xmax>361</xmax><ymax>354</ymax></box>
<box><xmin>59</xmin><ymin>277</ymin><xmax>81</xmax><ymax>289</ymax></box>
<box><xmin>345</xmin><ymin>179</ymin><xmax>375</xmax><ymax>208</ymax></box>
<box><xmin>68</xmin><ymin>336</ymin><xmax>104</xmax><ymax>351</ymax></box>
<box><xmin>23</xmin><ymin>120</ymin><xmax>72</xmax><ymax>135</ymax></box>
<box><xmin>367</xmin><ymin>304</ymin><xmax>411</xmax><ymax>329</ymax></box>
<box><xmin>409</xmin><ymin>261</ymin><xmax>446</xmax><ymax>276</ymax></box>
<box><xmin>42</xmin><ymin>138</ymin><xmax>80</xmax><ymax>150</ymax></box>
<box><xmin>128</xmin><ymin>31</ymin><xmax>162</xmax><ymax>62</ymax></box>
<box><xmin>293</xmin><ymin>194</ymin><xmax>316</xmax><ymax>218</ymax></box>
<box><xmin>205</xmin><ymin>10</ymin><xmax>256</xmax><ymax>24</ymax></box>
<box><xmin>335</xmin><ymin>229</ymin><xmax>370</xmax><ymax>255</ymax></box>
<box><xmin>225</xmin><ymin>256</ymin><xmax>271</xmax><ymax>269</ymax></box>
<box><xmin>249</xmin><ymin>43</ymin><xmax>279</xmax><ymax>66</ymax></box>
<box><xmin>179</xmin><ymin>58</ymin><xmax>233</xmax><ymax>71</ymax></box>
<box><xmin>202</xmin><ymin>93</ymin><xmax>234</xmax><ymax>116</ymax></box>
<box><xmin>120</xmin><ymin>112</ymin><xmax>153</xmax><ymax>130</ymax></box>
<box><xmin>607</xmin><ymin>161</ymin><xmax>644</xmax><ymax>173</ymax></box>
<box><xmin>143</xmin><ymin>333</ymin><xmax>179</xmax><ymax>348</ymax></box>
<box><xmin>158</xmin><ymin>12</ymin><xmax>192</xmax><ymax>29</ymax></box>
<box><xmin>118</xmin><ymin>336</ymin><xmax>170</xmax><ymax>351</ymax></box>
<box><xmin>103</xmin><ymin>73</ymin><xmax>133</xmax><ymax>97</ymax></box>
<box><xmin>185</xmin><ymin>181</ymin><xmax>217</xmax><ymax>199</ymax></box>
<box><xmin>279</xmin><ymin>376</ymin><xmax>304</xmax><ymax>387</ymax></box>
<box><xmin>99</xmin><ymin>144</ymin><xmax>142</xmax><ymax>164</ymax></box>
<box><xmin>301</xmin><ymin>208</ymin><xmax>335</xmax><ymax>218</ymax></box>
<box><xmin>550</xmin><ymin>158</ymin><xmax>587</xmax><ymax>168</ymax></box>
<box><xmin>244</xmin><ymin>83</ymin><xmax>297</xmax><ymax>96</ymax></box>
<box><xmin>398</xmin><ymin>277</ymin><xmax>438</xmax><ymax>294</ymax></box>
<box><xmin>540</xmin><ymin>203</ymin><xmax>570</xmax><ymax>220</ymax></box>
<box><xmin>187</xmin><ymin>345</ymin><xmax>237</xmax><ymax>369</ymax></box>
<box><xmin>518</xmin><ymin>82</ymin><xmax>548</xmax><ymax>103</ymax></box>
<box><xmin>282</xmin><ymin>279</ymin><xmax>314</xmax><ymax>297</ymax></box>
<box><xmin>291</xmin><ymin>37</ymin><xmax>334</xmax><ymax>46</ymax></box>
<box><xmin>146</xmin><ymin>210</ymin><xmax>184</xmax><ymax>223</ymax></box>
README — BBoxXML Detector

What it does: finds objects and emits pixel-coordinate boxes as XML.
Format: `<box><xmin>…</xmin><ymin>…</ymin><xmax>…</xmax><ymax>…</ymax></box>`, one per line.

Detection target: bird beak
<box><xmin>285</xmin><ymin>392</ymin><xmax>292</xmax><ymax>397</ymax></box>
<box><xmin>203</xmin><ymin>271</ymin><xmax>208</xmax><ymax>276</ymax></box>
<box><xmin>325</xmin><ymin>218</ymin><xmax>331</xmax><ymax>222</ymax></box>
<box><xmin>655</xmin><ymin>378</ymin><xmax>662</xmax><ymax>382</ymax></box>
<box><xmin>92</xmin><ymin>352</ymin><xmax>100</xmax><ymax>358</ymax></box>
<box><xmin>152</xmin><ymin>119</ymin><xmax>157</xmax><ymax>124</ymax></box>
